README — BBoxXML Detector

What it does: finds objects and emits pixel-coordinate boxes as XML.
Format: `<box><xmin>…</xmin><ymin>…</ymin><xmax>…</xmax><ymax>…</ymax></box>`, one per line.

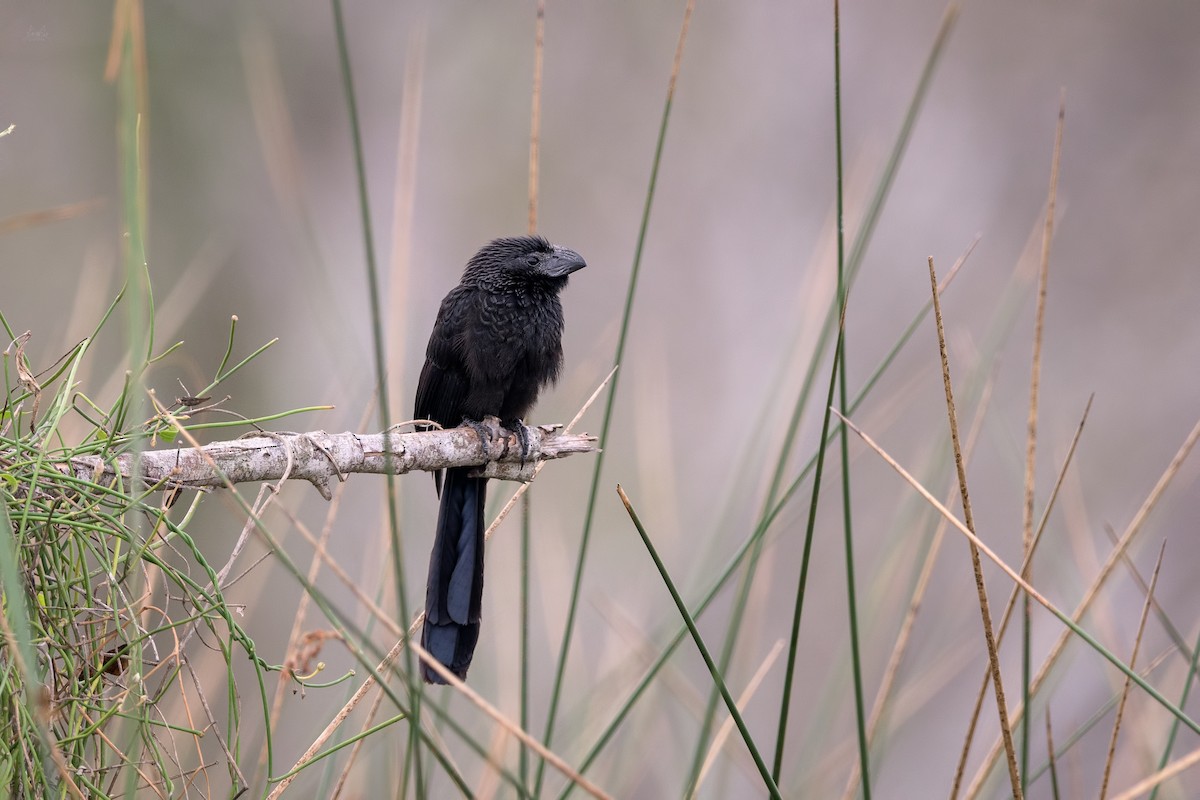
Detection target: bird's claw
<box><xmin>504</xmin><ymin>419</ymin><xmax>533</xmax><ymax>468</ymax></box>
<box><xmin>462</xmin><ymin>417</ymin><xmax>533</xmax><ymax>466</ymax></box>
<box><xmin>464</xmin><ymin>417</ymin><xmax>504</xmax><ymax>456</ymax></box>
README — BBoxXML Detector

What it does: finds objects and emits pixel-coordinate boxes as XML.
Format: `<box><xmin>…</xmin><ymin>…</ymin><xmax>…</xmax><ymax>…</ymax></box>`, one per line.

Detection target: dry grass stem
<box><xmin>593</xmin><ymin>595</ymin><xmax>717</xmax><ymax>725</ymax></box>
<box><xmin>183</xmin><ymin>658</ymin><xmax>248</xmax><ymax>789</ymax></box>
<box><xmin>477</xmin><ymin>724</ymin><xmax>513</xmax><ymax>800</ymax></box>
<box><xmin>386</xmin><ymin>23</ymin><xmax>425</xmax><ymax>404</ymax></box>
<box><xmin>1099</xmin><ymin>542</ymin><xmax>1165</xmax><ymax>800</ymax></box>
<box><xmin>410</xmin><ymin>639</ymin><xmax>613</xmax><ymax>800</ymax></box>
<box><xmin>269</xmin><ymin>370</ymin><xmax>616</xmax><ymax>794</ymax></box>
<box><xmin>528</xmin><ymin>0</ymin><xmax>545</xmax><ymax>234</ymax></box>
<box><xmin>927</xmin><ymin>256</ymin><xmax>1023</xmax><ymax>798</ymax></box>
<box><xmin>840</xmin><ymin>363</ymin><xmax>996</xmax><ymax>800</ymax></box>
<box><xmin>266</xmin><ymin>634</ymin><xmax>410</xmax><ymax>799</ymax></box>
<box><xmin>0</xmin><ymin>198</ymin><xmax>103</xmax><ymax>236</ymax></box>
<box><xmin>1111</xmin><ymin>743</ymin><xmax>1200</xmax><ymax>800</ymax></box>
<box><xmin>486</xmin><ymin>365</ymin><xmax>616</xmax><ymax>537</ymax></box>
<box><xmin>963</xmin><ymin>414</ymin><xmax>1200</xmax><ymax>798</ymax></box>
<box><xmin>329</xmin><ymin>688</ymin><xmax>388</xmax><ymax>800</ymax></box>
<box><xmin>832</xmin><ymin>407</ymin><xmax>1191</xmax><ymax>655</ymax></box>
<box><xmin>1102</xmin><ymin>525</ymin><xmax>1176</xmax><ymax>644</ymax></box>
<box><xmin>0</xmin><ymin>610</ymin><xmax>88</xmax><ymax>799</ymax></box>
<box><xmin>837</xmin><ymin>404</ymin><xmax>1200</xmax><ymax>800</ymax></box>
<box><xmin>255</xmin><ymin>402</ymin><xmax>375</xmax><ymax>787</ymax></box>
<box><xmin>1019</xmin><ymin>92</ymin><xmax>1064</xmax><ymax>795</ymax></box>
<box><xmin>952</xmin><ymin>395</ymin><xmax>1092</xmax><ymax>791</ymax></box>
<box><xmin>277</xmin><ymin>505</ymin><xmax>403</xmax><ymax>638</ymax></box>
<box><xmin>1024</xmin><ymin>94</ymin><xmax>1065</xmax><ymax>565</ymax></box>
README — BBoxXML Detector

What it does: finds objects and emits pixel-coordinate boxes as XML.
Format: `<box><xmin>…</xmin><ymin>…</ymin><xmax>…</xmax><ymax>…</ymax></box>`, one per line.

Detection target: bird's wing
<box><xmin>414</xmin><ymin>287</ymin><xmax>472</xmax><ymax>428</ymax></box>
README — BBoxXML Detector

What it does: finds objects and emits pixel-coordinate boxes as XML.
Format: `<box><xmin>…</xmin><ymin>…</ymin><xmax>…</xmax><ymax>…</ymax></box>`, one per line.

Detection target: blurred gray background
<box><xmin>3</xmin><ymin>1</ymin><xmax>1200</xmax><ymax>797</ymax></box>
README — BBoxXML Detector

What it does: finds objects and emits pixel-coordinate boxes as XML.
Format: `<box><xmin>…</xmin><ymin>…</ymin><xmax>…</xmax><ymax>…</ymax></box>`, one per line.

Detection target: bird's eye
<box><xmin>525</xmin><ymin>254</ymin><xmax>540</xmax><ymax>267</ymax></box>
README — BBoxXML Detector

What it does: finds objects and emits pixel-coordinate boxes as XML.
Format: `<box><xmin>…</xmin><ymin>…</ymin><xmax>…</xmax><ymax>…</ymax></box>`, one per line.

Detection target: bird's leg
<box><xmin>503</xmin><ymin>419</ymin><xmax>534</xmax><ymax>468</ymax></box>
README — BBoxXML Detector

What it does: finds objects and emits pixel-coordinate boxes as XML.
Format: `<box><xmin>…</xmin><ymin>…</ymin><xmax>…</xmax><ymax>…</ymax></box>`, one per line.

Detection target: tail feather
<box><xmin>421</xmin><ymin>468</ymin><xmax>486</xmax><ymax>683</ymax></box>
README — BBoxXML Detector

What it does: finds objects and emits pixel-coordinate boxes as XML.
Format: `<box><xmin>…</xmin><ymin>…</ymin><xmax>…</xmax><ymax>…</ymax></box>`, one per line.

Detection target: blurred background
<box><xmin>3</xmin><ymin>0</ymin><xmax>1199</xmax><ymax>797</ymax></box>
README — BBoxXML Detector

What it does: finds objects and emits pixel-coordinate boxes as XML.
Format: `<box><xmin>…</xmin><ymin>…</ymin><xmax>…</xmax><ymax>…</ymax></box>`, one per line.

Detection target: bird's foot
<box><xmin>463</xmin><ymin>416</ymin><xmax>505</xmax><ymax>456</ymax></box>
<box><xmin>503</xmin><ymin>419</ymin><xmax>534</xmax><ymax>468</ymax></box>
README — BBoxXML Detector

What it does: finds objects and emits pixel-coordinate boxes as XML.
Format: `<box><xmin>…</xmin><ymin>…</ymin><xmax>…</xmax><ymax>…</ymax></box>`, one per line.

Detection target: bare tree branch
<box><xmin>66</xmin><ymin>420</ymin><xmax>597</xmax><ymax>500</ymax></box>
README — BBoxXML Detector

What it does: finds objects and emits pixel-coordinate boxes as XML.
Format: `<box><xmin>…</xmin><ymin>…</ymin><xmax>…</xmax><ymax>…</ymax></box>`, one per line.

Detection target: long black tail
<box><xmin>421</xmin><ymin>467</ymin><xmax>486</xmax><ymax>683</ymax></box>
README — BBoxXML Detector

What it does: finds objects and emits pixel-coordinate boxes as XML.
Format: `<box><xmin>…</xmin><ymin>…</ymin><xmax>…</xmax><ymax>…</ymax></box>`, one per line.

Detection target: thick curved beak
<box><xmin>544</xmin><ymin>246</ymin><xmax>587</xmax><ymax>277</ymax></box>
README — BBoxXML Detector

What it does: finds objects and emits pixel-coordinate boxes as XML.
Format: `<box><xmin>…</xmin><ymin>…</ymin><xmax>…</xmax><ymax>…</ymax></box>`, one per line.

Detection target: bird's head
<box><xmin>465</xmin><ymin>236</ymin><xmax>587</xmax><ymax>285</ymax></box>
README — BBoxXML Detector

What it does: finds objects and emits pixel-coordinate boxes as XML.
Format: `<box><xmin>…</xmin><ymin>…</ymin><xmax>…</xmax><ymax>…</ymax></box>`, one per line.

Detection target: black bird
<box><xmin>415</xmin><ymin>235</ymin><xmax>586</xmax><ymax>683</ymax></box>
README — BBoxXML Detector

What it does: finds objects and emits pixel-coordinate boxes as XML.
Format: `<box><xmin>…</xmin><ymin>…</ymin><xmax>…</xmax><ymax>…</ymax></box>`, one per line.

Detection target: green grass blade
<box><xmin>554</xmin><ymin>273</ymin><xmax>963</xmax><ymax>800</ymax></box>
<box><xmin>521</xmin><ymin>494</ymin><xmax>533</xmax><ymax>792</ymax></box>
<box><xmin>770</xmin><ymin>3</ymin><xmax>962</xmax><ymax>789</ymax></box>
<box><xmin>831</xmin><ymin>2</ymin><xmax>872</xmax><ymax>795</ymax></box>
<box><xmin>1148</xmin><ymin>638</ymin><xmax>1200</xmax><ymax>800</ymax></box>
<box><xmin>328</xmin><ymin>2</ymin><xmax>422</xmax><ymax>794</ymax></box>
<box><xmin>1025</xmin><ymin>647</ymin><xmax>1171</xmax><ymax>791</ymax></box>
<box><xmin>116</xmin><ymin>32</ymin><xmax>151</xmax><ymax>739</ymax></box>
<box><xmin>535</xmin><ymin>3</ymin><xmax>696</xmax><ymax>795</ymax></box>
<box><xmin>0</xmin><ymin>500</ymin><xmax>42</xmax><ymax>736</ymax></box>
<box><xmin>524</xmin><ymin>1</ymin><xmax>545</xmax><ymax>789</ymax></box>
<box><xmin>618</xmin><ymin>485</ymin><xmax>781</xmax><ymax>799</ymax></box>
<box><xmin>272</xmin><ymin>713</ymin><xmax>409</xmax><ymax>782</ymax></box>
<box><xmin>1140</xmin><ymin>582</ymin><xmax>1200</xmax><ymax>800</ymax></box>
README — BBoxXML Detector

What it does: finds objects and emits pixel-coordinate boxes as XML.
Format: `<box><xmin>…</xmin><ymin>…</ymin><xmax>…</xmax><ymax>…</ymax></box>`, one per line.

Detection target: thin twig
<box><xmin>276</xmin><ymin>504</ymin><xmax>403</xmax><ymax>639</ymax></box>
